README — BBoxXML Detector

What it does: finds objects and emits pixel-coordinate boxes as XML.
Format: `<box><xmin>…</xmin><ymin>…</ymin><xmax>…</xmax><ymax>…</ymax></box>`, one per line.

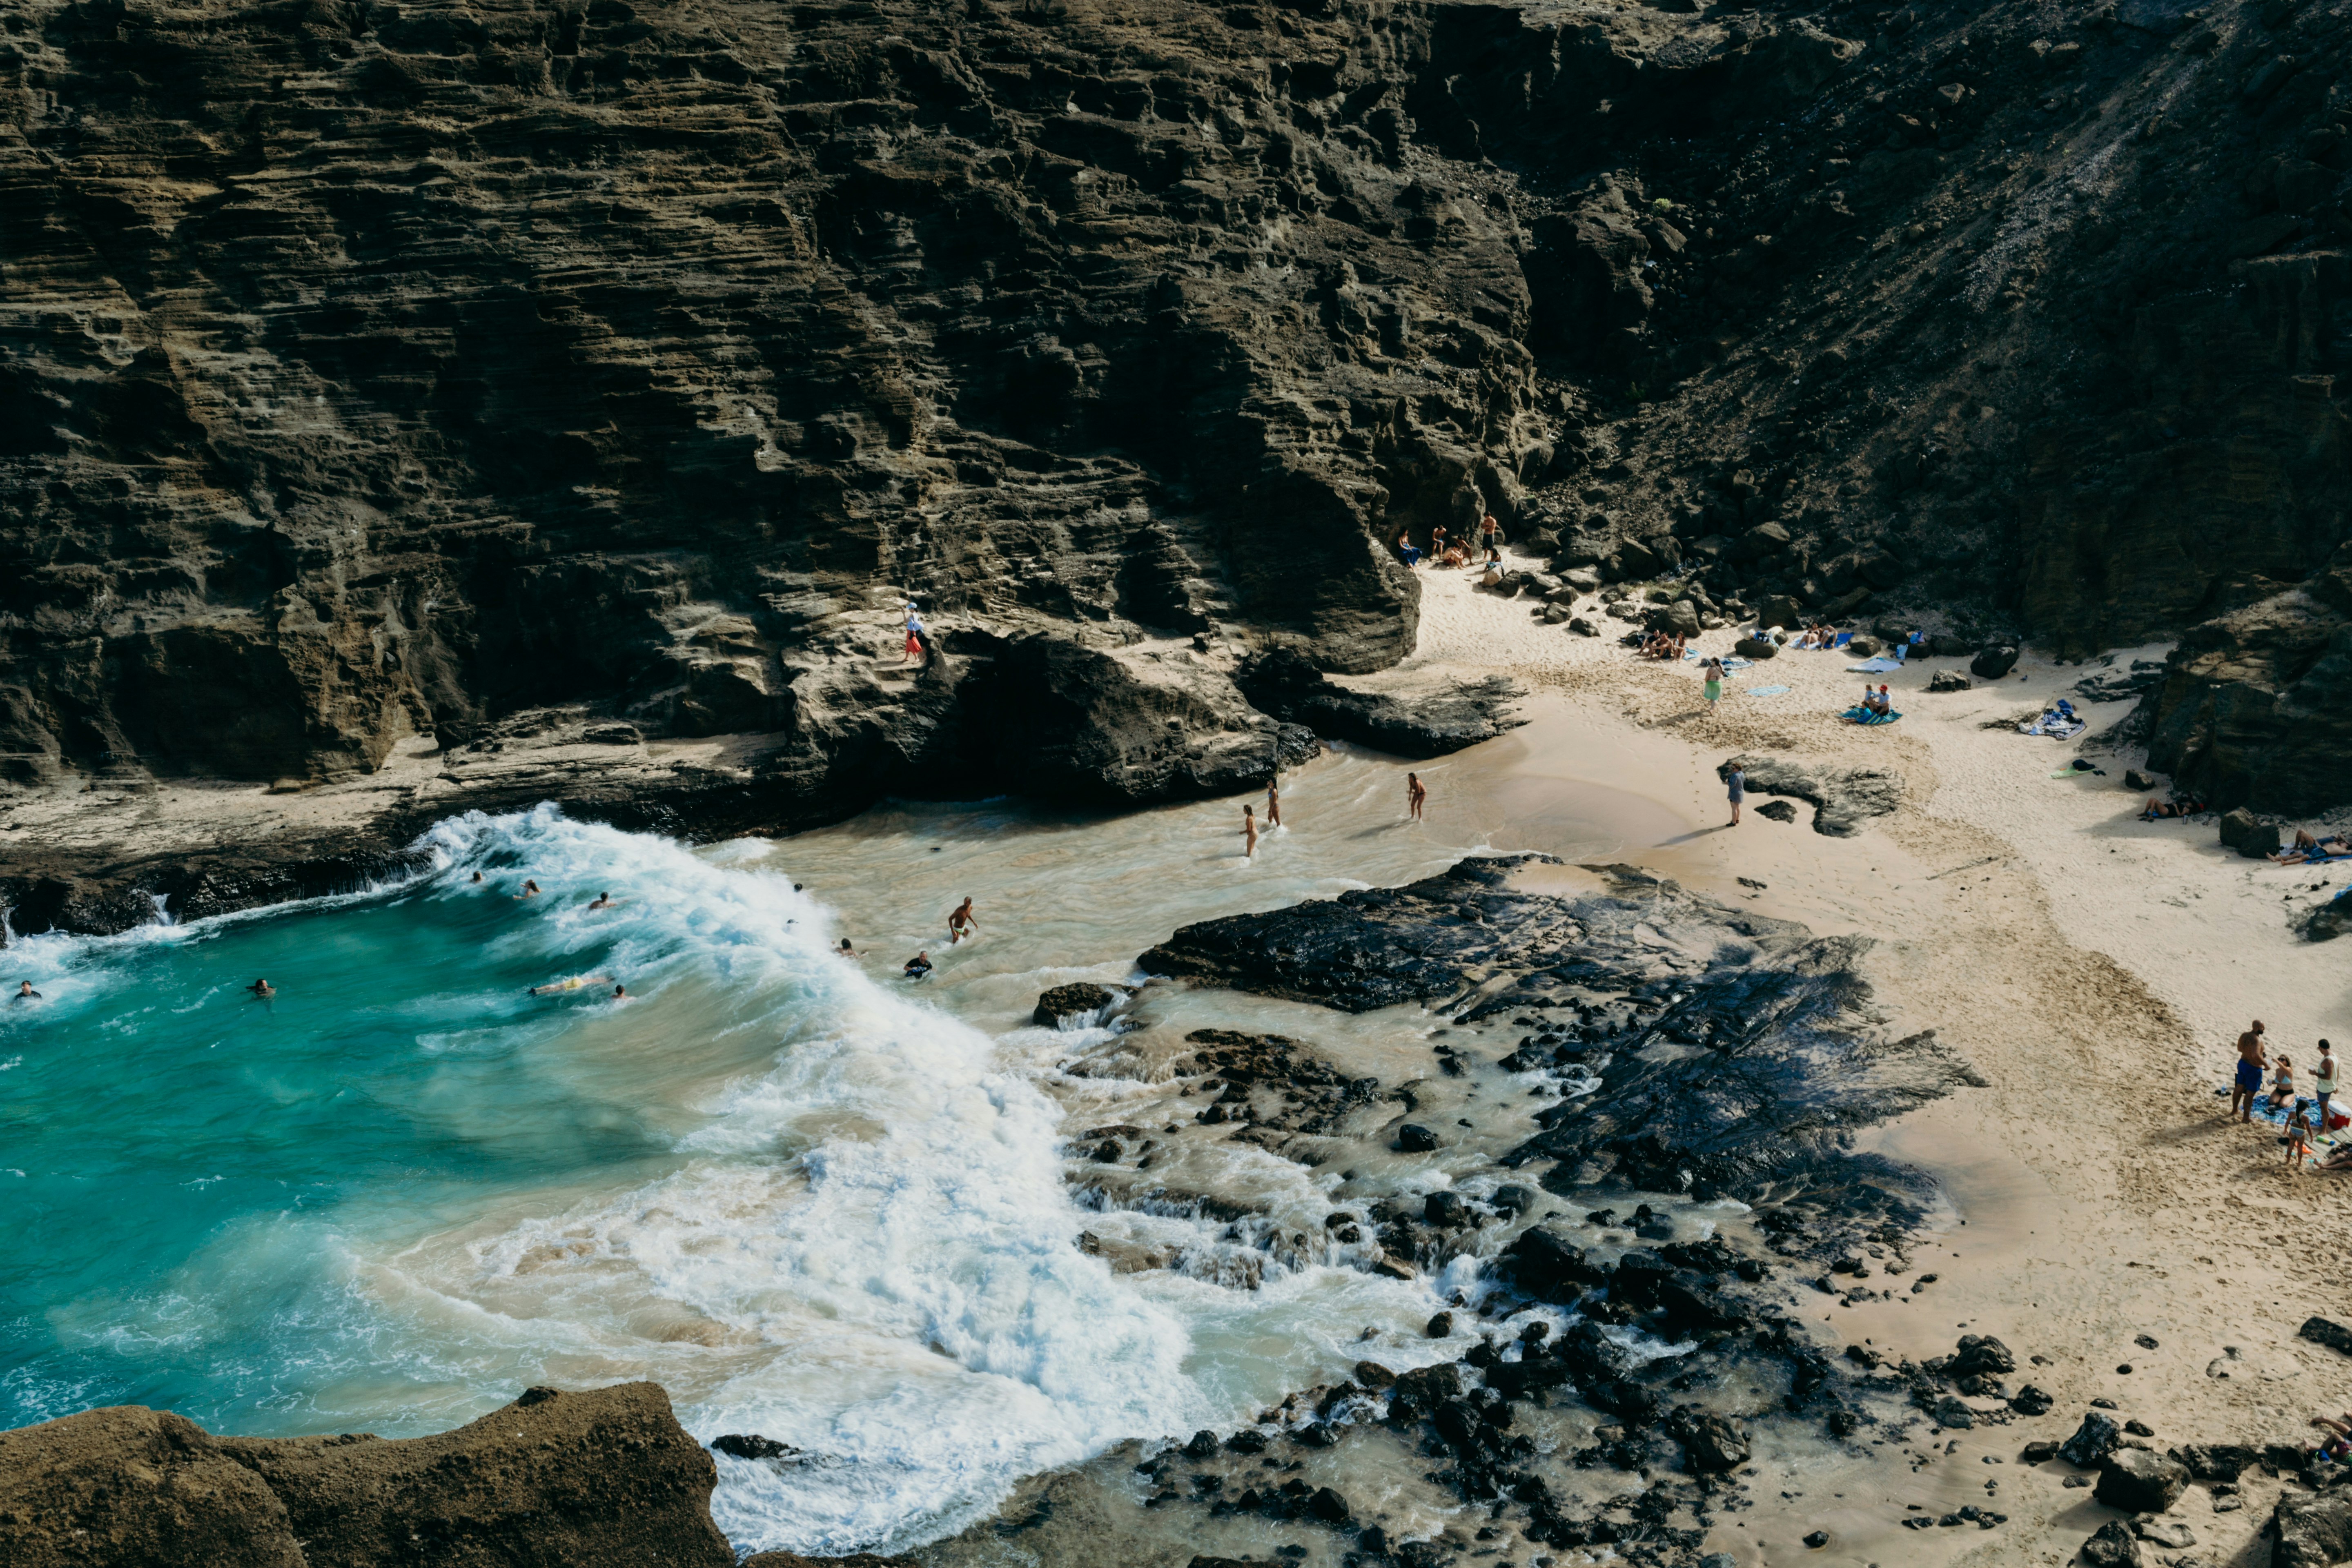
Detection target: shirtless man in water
<box><xmin>2233</xmin><ymin>1020</ymin><xmax>2270</xmax><ymax>1123</ymax></box>
<box><xmin>948</xmin><ymin>897</ymin><xmax>977</xmax><ymax>944</ymax></box>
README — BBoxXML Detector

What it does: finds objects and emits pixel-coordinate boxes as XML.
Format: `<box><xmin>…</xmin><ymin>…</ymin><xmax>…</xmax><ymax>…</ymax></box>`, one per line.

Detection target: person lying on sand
<box><xmin>2270</xmin><ymin>830</ymin><xmax>2352</xmax><ymax>864</ymax></box>
<box><xmin>2312</xmin><ymin>1413</ymin><xmax>2352</xmax><ymax>1459</ymax></box>
<box><xmin>2140</xmin><ymin>797</ymin><xmax>2210</xmax><ymax>820</ymax></box>
<box><xmin>2314</xmin><ymin>1143</ymin><xmax>2352</xmax><ymax>1174</ymax></box>
<box><xmin>529</xmin><ymin>974</ymin><xmax>614</xmax><ymax>996</ymax></box>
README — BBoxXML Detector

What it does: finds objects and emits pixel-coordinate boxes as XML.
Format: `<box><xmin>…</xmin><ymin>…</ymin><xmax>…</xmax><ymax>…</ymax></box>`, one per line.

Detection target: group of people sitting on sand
<box><xmin>1791</xmin><ymin>623</ymin><xmax>1844</xmax><ymax>649</ymax></box>
<box><xmin>2138</xmin><ymin>795</ymin><xmax>2211</xmax><ymax>820</ymax></box>
<box><xmin>1396</xmin><ymin>516</ymin><xmax>1503</xmax><ymax>572</ymax></box>
<box><xmin>1839</xmin><ymin>684</ymin><xmax>1898</xmax><ymax>724</ymax></box>
<box><xmin>1637</xmin><ymin>630</ymin><xmax>1688</xmax><ymax>660</ymax></box>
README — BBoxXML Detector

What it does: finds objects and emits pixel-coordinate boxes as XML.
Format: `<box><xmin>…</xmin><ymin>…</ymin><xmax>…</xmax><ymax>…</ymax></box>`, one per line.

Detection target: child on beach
<box><xmin>2287</xmin><ymin>1105</ymin><xmax>2315</xmax><ymax>1169</ymax></box>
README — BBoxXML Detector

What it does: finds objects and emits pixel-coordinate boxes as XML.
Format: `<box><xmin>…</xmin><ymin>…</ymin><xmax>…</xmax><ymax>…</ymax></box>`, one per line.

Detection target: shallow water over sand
<box><xmin>1</xmin><ymin>737</ymin><xmax>1682</xmax><ymax>1555</ymax></box>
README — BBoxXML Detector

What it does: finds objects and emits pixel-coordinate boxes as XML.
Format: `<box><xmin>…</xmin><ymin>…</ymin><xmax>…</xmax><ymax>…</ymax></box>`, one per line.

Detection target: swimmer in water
<box><xmin>246</xmin><ymin>978</ymin><xmax>276</xmax><ymax>998</ymax></box>
<box><xmin>1243</xmin><ymin>803</ymin><xmax>1258</xmax><ymax>859</ymax></box>
<box><xmin>836</xmin><ymin>938</ymin><xmax>858</xmax><ymax>959</ymax></box>
<box><xmin>948</xmin><ymin>897</ymin><xmax>977</xmax><ymax>944</ymax></box>
<box><xmin>513</xmin><ymin>879</ymin><xmax>540</xmax><ymax>900</ymax></box>
<box><xmin>613</xmin><ymin>984</ymin><xmax>630</xmax><ymax>1000</ymax></box>
<box><xmin>587</xmin><ymin>891</ymin><xmax>619</xmax><ymax>910</ymax></box>
<box><xmin>14</xmin><ymin>980</ymin><xmax>41</xmax><ymax>1001</ymax></box>
<box><xmin>470</xmin><ymin>871</ymin><xmax>483</xmax><ymax>885</ymax></box>
<box><xmin>528</xmin><ymin>974</ymin><xmax>614</xmax><ymax>996</ymax></box>
<box><xmin>904</xmin><ymin>951</ymin><xmax>933</xmax><ymax>980</ymax></box>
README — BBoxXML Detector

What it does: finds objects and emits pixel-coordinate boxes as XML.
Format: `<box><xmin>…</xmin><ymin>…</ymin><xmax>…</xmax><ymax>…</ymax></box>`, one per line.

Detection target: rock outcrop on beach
<box><xmin>9</xmin><ymin>0</ymin><xmax>2352</xmax><ymax>918</ymax></box>
<box><xmin>0</xmin><ymin>1383</ymin><xmax>734</xmax><ymax>1568</ymax></box>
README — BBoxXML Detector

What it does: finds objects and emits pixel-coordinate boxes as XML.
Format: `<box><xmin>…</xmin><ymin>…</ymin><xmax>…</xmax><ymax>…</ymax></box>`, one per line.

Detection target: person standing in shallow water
<box><xmin>1265</xmin><ymin>779</ymin><xmax>1281</xmax><ymax>829</ymax></box>
<box><xmin>948</xmin><ymin>897</ymin><xmax>977</xmax><ymax>944</ymax></box>
<box><xmin>1243</xmin><ymin>803</ymin><xmax>1258</xmax><ymax>859</ymax></box>
<box><xmin>1406</xmin><ymin>771</ymin><xmax>1426</xmax><ymax>821</ymax></box>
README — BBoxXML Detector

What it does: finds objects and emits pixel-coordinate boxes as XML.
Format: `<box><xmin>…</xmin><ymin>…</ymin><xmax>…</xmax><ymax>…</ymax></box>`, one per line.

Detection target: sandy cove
<box><xmin>1343</xmin><ymin>555</ymin><xmax>2352</xmax><ymax>1566</ymax></box>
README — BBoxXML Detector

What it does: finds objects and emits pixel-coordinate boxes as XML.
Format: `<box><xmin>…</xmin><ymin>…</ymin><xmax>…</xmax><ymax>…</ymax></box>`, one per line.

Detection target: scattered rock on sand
<box><xmin>2095</xmin><ymin>1448</ymin><xmax>2188</xmax><ymax>1513</ymax></box>
<box><xmin>2010</xmin><ymin>1385</ymin><xmax>2054</xmax><ymax>1416</ymax></box>
<box><xmin>1928</xmin><ymin>669</ymin><xmax>1971</xmax><ymax>693</ymax></box>
<box><xmin>1951</xmin><ymin>1334</ymin><xmax>2015</xmax><ymax>1376</ymax></box>
<box><xmin>1733</xmin><ymin>635</ymin><xmax>1780</xmax><ymax>659</ymax></box>
<box><xmin>2178</xmin><ymin>1443</ymin><xmax>2259</xmax><ymax>1481</ymax></box>
<box><xmin>1756</xmin><ymin>800</ymin><xmax>1799</xmax><ymax>822</ymax></box>
<box><xmin>2125</xmin><ymin>768</ymin><xmax>2158</xmax><ymax>791</ymax></box>
<box><xmin>1680</xmin><ymin>1413</ymin><xmax>1752</xmax><ymax>1472</ymax></box>
<box><xmin>1719</xmin><ymin>755</ymin><xmax>1904</xmax><ymax>837</ymax></box>
<box><xmin>2079</xmin><ymin>1519</ymin><xmax>2143</xmax><ymax>1568</ymax></box>
<box><xmin>2299</xmin><ymin>1316</ymin><xmax>2352</xmax><ymax>1356</ymax></box>
<box><xmin>2131</xmin><ymin>1518</ymin><xmax>2195</xmax><ymax>1549</ymax></box>
<box><xmin>2060</xmin><ymin>1410</ymin><xmax>2123</xmax><ymax>1468</ymax></box>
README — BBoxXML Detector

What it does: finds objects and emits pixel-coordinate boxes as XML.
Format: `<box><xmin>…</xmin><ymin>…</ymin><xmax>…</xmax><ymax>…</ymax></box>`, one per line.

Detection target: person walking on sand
<box><xmin>1703</xmin><ymin>659</ymin><xmax>1723</xmax><ymax>711</ymax></box>
<box><xmin>1265</xmin><ymin>779</ymin><xmax>1282</xmax><ymax>829</ymax></box>
<box><xmin>1725</xmin><ymin>765</ymin><xmax>1746</xmax><ymax>826</ymax></box>
<box><xmin>2316</xmin><ymin>1039</ymin><xmax>2339</xmax><ymax>1135</ymax></box>
<box><xmin>2233</xmin><ymin>1021</ymin><xmax>2270</xmax><ymax>1123</ymax></box>
<box><xmin>948</xmin><ymin>896</ymin><xmax>977</xmax><ymax>944</ymax></box>
<box><xmin>1243</xmin><ymin>803</ymin><xmax>1258</xmax><ymax>858</ymax></box>
<box><xmin>1407</xmin><ymin>771</ymin><xmax>1427</xmax><ymax>821</ymax></box>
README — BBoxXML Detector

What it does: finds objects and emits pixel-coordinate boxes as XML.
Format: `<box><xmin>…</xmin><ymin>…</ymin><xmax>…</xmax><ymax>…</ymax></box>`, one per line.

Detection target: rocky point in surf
<box><xmin>6</xmin><ymin>0</ymin><xmax>2352</xmax><ymax>928</ymax></box>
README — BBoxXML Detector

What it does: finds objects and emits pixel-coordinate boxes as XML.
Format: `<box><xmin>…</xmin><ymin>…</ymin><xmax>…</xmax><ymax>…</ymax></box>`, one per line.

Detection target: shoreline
<box><xmin>7</xmin><ymin>558</ymin><xmax>2350</xmax><ymax>1568</ymax></box>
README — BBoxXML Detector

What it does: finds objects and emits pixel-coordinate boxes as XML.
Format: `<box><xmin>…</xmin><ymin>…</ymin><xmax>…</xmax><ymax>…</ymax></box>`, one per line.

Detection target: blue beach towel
<box><xmin>1841</xmin><ymin>706</ymin><xmax>1902</xmax><ymax>726</ymax></box>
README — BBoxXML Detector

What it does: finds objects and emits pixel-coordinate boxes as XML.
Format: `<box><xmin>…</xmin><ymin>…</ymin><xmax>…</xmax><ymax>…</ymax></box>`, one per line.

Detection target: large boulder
<box><xmin>1972</xmin><ymin>644</ymin><xmax>2021</xmax><ymax>679</ymax></box>
<box><xmin>1757</xmin><ymin>593</ymin><xmax>1806</xmax><ymax>630</ymax></box>
<box><xmin>1927</xmin><ymin>669</ymin><xmax>1970</xmax><ymax>693</ymax></box>
<box><xmin>2219</xmin><ymin>807</ymin><xmax>2281</xmax><ymax>859</ymax></box>
<box><xmin>1733</xmin><ymin>635</ymin><xmax>1780</xmax><ymax>659</ymax></box>
<box><xmin>0</xmin><ymin>1384</ymin><xmax>735</xmax><ymax>1568</ymax></box>
<box><xmin>1500</xmin><ymin>1227</ymin><xmax>1610</xmax><ymax>1300</ymax></box>
<box><xmin>2177</xmin><ymin>1443</ymin><xmax>2260</xmax><ymax>1482</ymax></box>
<box><xmin>1718</xmin><ymin>754</ymin><xmax>1902</xmax><ymax>837</ymax></box>
<box><xmin>2094</xmin><ymin>1448</ymin><xmax>2187</xmax><ymax>1513</ymax></box>
<box><xmin>2275</xmin><ymin>1486</ymin><xmax>2352</xmax><ymax>1568</ymax></box>
<box><xmin>1234</xmin><ymin>650</ymin><xmax>1522</xmax><ymax>759</ymax></box>
<box><xmin>1034</xmin><ymin>982</ymin><xmax>1121</xmax><ymax>1027</ymax></box>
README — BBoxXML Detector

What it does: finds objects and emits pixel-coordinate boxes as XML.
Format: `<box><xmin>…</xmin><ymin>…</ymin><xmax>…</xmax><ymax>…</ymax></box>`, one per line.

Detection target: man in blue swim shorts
<box><xmin>2233</xmin><ymin>1020</ymin><xmax>2268</xmax><ymax>1123</ymax></box>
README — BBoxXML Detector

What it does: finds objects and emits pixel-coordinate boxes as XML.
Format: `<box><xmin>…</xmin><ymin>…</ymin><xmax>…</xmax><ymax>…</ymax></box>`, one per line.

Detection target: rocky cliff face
<box><xmin>4</xmin><ymin>0</ymin><xmax>2350</xmax><ymax>897</ymax></box>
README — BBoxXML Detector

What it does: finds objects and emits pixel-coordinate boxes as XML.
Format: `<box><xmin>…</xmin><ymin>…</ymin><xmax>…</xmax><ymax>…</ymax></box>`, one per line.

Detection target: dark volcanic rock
<box><xmin>1950</xmin><ymin>1334</ymin><xmax>2015</xmax><ymax>1378</ymax></box>
<box><xmin>2079</xmin><ymin>1519</ymin><xmax>2143</xmax><ymax>1568</ymax></box>
<box><xmin>2177</xmin><ymin>1443</ymin><xmax>2259</xmax><ymax>1483</ymax></box>
<box><xmin>1234</xmin><ymin>650</ymin><xmax>1523</xmax><ymax>758</ymax></box>
<box><xmin>1678</xmin><ymin>1413</ymin><xmax>1751</xmax><ymax>1472</ymax></box>
<box><xmin>1149</xmin><ymin>858</ymin><xmax>1982</xmax><ymax>1247</ymax></box>
<box><xmin>2058</xmin><ymin>1411</ymin><xmax>2122</xmax><ymax>1469</ymax></box>
<box><xmin>2274</xmin><ymin>1486</ymin><xmax>2352</xmax><ymax>1568</ymax></box>
<box><xmin>2303</xmin><ymin>1316</ymin><xmax>2352</xmax><ymax>1356</ymax></box>
<box><xmin>1034</xmin><ymin>982</ymin><xmax>1122</xmax><ymax>1028</ymax></box>
<box><xmin>1971</xmin><ymin>646</ymin><xmax>2022</xmax><ymax>680</ymax></box>
<box><xmin>2094</xmin><ymin>1448</ymin><xmax>2189</xmax><ymax>1514</ymax></box>
<box><xmin>0</xmin><ymin>1383</ymin><xmax>733</xmax><ymax>1568</ymax></box>
<box><xmin>1719</xmin><ymin>755</ymin><xmax>1903</xmax><ymax>837</ymax></box>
